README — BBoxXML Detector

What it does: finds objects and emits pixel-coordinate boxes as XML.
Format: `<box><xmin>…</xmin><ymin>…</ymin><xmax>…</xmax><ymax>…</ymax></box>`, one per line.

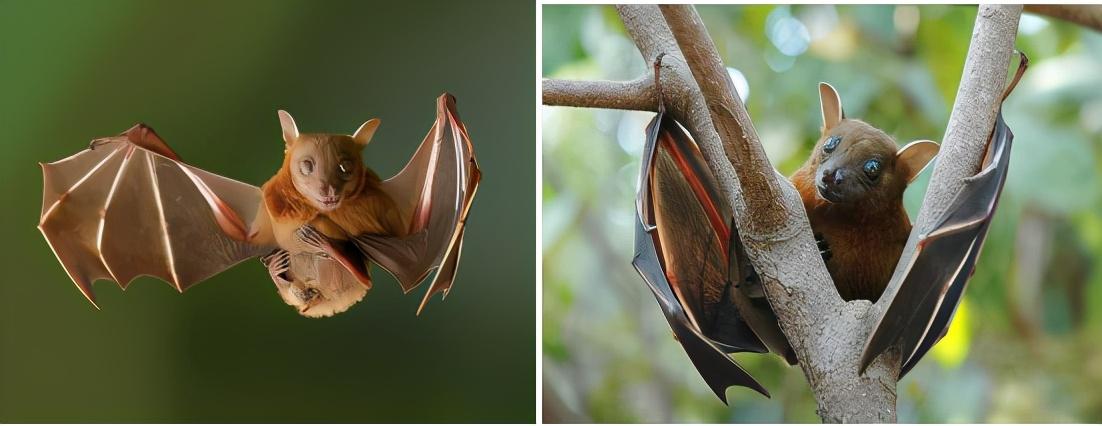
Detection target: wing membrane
<box><xmin>354</xmin><ymin>93</ymin><xmax>481</xmax><ymax>314</ymax></box>
<box><xmin>39</xmin><ymin>130</ymin><xmax>272</xmax><ymax>306</ymax></box>
<box><xmin>860</xmin><ymin>112</ymin><xmax>1013</xmax><ymax>376</ymax></box>
<box><xmin>633</xmin><ymin>112</ymin><xmax>798</xmax><ymax>401</ymax></box>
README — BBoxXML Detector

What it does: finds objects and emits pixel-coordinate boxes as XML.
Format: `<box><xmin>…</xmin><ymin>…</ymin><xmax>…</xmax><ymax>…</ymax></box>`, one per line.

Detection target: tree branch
<box><xmin>1025</xmin><ymin>4</ymin><xmax>1102</xmax><ymax>32</ymax></box>
<box><xmin>542</xmin><ymin>77</ymin><xmax>657</xmax><ymax>111</ymax></box>
<box><xmin>659</xmin><ymin>5</ymin><xmax>787</xmax><ymax>230</ymax></box>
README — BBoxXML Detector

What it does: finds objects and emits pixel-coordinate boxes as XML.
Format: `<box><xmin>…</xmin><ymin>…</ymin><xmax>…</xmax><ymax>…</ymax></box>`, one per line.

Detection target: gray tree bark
<box><xmin>543</xmin><ymin>4</ymin><xmax>1022</xmax><ymax>422</ymax></box>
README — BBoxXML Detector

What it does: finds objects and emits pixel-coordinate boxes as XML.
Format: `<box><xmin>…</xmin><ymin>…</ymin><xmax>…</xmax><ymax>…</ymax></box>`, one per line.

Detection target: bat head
<box><xmin>808</xmin><ymin>83</ymin><xmax>939</xmax><ymax>207</ymax></box>
<box><xmin>273</xmin><ymin>253</ymin><xmax>369</xmax><ymax>318</ymax></box>
<box><xmin>277</xmin><ymin>110</ymin><xmax>381</xmax><ymax>213</ymax></box>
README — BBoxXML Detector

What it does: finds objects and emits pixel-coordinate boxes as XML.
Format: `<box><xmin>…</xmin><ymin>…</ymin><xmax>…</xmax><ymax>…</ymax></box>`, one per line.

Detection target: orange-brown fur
<box><xmin>791</xmin><ymin>161</ymin><xmax>910</xmax><ymax>301</ymax></box>
<box><xmin>260</xmin><ymin>134</ymin><xmax>406</xmax><ymax>251</ymax></box>
<box><xmin>261</xmin><ymin>146</ymin><xmax>404</xmax><ymax>239</ymax></box>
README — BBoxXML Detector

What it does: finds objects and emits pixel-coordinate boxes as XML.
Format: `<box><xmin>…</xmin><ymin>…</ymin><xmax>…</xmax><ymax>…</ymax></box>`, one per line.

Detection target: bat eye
<box><xmin>300</xmin><ymin>159</ymin><xmax>314</xmax><ymax>175</ymax></box>
<box><xmin>863</xmin><ymin>159</ymin><xmax>882</xmax><ymax>179</ymax></box>
<box><xmin>338</xmin><ymin>160</ymin><xmax>353</xmax><ymax>175</ymax></box>
<box><xmin>823</xmin><ymin>136</ymin><xmax>841</xmax><ymax>153</ymax></box>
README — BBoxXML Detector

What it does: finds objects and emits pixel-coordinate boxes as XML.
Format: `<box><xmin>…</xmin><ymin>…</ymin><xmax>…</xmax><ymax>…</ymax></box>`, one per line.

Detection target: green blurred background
<box><xmin>543</xmin><ymin>5</ymin><xmax>1102</xmax><ymax>423</ymax></box>
<box><xmin>0</xmin><ymin>0</ymin><xmax>534</xmax><ymax>422</ymax></box>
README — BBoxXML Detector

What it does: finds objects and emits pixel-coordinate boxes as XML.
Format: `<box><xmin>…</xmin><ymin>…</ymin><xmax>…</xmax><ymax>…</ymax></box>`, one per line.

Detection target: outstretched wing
<box><xmin>39</xmin><ymin>125</ymin><xmax>273</xmax><ymax>307</ymax></box>
<box><xmin>633</xmin><ymin>112</ymin><xmax>793</xmax><ymax>402</ymax></box>
<box><xmin>352</xmin><ymin>93</ymin><xmax>480</xmax><ymax>314</ymax></box>
<box><xmin>859</xmin><ymin>111</ymin><xmax>1013</xmax><ymax>376</ymax></box>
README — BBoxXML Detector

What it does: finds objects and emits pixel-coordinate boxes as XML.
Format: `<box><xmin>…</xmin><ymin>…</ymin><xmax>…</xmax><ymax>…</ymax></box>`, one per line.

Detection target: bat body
<box><xmin>791</xmin><ymin>83</ymin><xmax>940</xmax><ymax>302</ymax></box>
<box><xmin>38</xmin><ymin>93</ymin><xmax>480</xmax><ymax>317</ymax></box>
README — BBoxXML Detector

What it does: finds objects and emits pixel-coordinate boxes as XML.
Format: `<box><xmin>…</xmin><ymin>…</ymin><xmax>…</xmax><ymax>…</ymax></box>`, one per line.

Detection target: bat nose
<box><xmin>821</xmin><ymin>169</ymin><xmax>844</xmax><ymax>185</ymax></box>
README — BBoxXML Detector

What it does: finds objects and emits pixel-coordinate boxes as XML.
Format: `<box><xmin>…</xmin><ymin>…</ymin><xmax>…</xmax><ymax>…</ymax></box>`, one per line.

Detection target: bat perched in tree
<box><xmin>631</xmin><ymin>53</ymin><xmax>1019</xmax><ymax>401</ymax></box>
<box><xmin>860</xmin><ymin>53</ymin><xmax>1028</xmax><ymax>377</ymax></box>
<box><xmin>38</xmin><ymin>93</ymin><xmax>480</xmax><ymax>317</ymax></box>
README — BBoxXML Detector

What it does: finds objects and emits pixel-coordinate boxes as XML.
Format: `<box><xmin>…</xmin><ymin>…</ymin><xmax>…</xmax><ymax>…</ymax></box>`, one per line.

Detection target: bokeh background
<box><xmin>543</xmin><ymin>5</ymin><xmax>1101</xmax><ymax>423</ymax></box>
<box><xmin>0</xmin><ymin>0</ymin><xmax>534</xmax><ymax>422</ymax></box>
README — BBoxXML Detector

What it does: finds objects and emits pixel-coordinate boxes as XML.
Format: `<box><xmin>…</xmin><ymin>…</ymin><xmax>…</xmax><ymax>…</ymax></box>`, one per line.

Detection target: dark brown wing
<box><xmin>38</xmin><ymin>125</ymin><xmax>274</xmax><ymax>307</ymax></box>
<box><xmin>633</xmin><ymin>112</ymin><xmax>794</xmax><ymax>401</ymax></box>
<box><xmin>351</xmin><ymin>93</ymin><xmax>480</xmax><ymax>315</ymax></box>
<box><xmin>859</xmin><ymin>111</ymin><xmax>1013</xmax><ymax>376</ymax></box>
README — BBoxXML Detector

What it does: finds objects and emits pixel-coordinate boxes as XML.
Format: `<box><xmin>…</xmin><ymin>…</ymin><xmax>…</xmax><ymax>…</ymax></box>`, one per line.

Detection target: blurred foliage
<box><xmin>542</xmin><ymin>5</ymin><xmax>1102</xmax><ymax>423</ymax></box>
<box><xmin>0</xmin><ymin>0</ymin><xmax>534</xmax><ymax>422</ymax></box>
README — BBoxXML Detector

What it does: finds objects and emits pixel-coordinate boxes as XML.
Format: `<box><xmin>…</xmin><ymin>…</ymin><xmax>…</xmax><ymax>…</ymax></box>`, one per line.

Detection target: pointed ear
<box><xmin>277</xmin><ymin>110</ymin><xmax>299</xmax><ymax>145</ymax></box>
<box><xmin>897</xmin><ymin>140</ymin><xmax>940</xmax><ymax>183</ymax></box>
<box><xmin>352</xmin><ymin>118</ymin><xmax>380</xmax><ymax>146</ymax></box>
<box><xmin>819</xmin><ymin>82</ymin><xmax>844</xmax><ymax>132</ymax></box>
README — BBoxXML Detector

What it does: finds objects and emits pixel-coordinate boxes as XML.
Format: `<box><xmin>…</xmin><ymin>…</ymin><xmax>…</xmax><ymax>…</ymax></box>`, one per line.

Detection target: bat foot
<box><xmin>295</xmin><ymin>224</ymin><xmax>332</xmax><ymax>254</ymax></box>
<box><xmin>261</xmin><ymin>249</ymin><xmax>293</xmax><ymax>285</ymax></box>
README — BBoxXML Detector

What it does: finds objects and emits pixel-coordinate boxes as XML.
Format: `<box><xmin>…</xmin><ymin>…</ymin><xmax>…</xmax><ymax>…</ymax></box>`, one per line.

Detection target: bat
<box><xmin>38</xmin><ymin>93</ymin><xmax>479</xmax><ymax>317</ymax></box>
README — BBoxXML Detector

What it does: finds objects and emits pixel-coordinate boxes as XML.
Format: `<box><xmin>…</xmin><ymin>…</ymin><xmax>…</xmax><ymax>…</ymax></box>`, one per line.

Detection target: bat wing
<box><xmin>352</xmin><ymin>93</ymin><xmax>480</xmax><ymax>314</ymax></box>
<box><xmin>39</xmin><ymin>125</ymin><xmax>274</xmax><ymax>307</ymax></box>
<box><xmin>633</xmin><ymin>112</ymin><xmax>793</xmax><ymax>401</ymax></box>
<box><xmin>859</xmin><ymin>111</ymin><xmax>1013</xmax><ymax>376</ymax></box>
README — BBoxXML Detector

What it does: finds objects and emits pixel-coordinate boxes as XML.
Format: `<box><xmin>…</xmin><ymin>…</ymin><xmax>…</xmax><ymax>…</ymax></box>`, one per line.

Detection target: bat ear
<box><xmin>277</xmin><ymin>110</ymin><xmax>300</xmax><ymax>145</ymax></box>
<box><xmin>897</xmin><ymin>140</ymin><xmax>940</xmax><ymax>183</ymax></box>
<box><xmin>352</xmin><ymin>118</ymin><xmax>381</xmax><ymax>146</ymax></box>
<box><xmin>818</xmin><ymin>82</ymin><xmax>845</xmax><ymax>132</ymax></box>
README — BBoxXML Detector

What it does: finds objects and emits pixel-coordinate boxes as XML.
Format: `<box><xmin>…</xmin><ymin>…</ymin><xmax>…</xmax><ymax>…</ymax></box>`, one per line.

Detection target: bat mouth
<box><xmin>816</xmin><ymin>184</ymin><xmax>845</xmax><ymax>203</ymax></box>
<box><xmin>315</xmin><ymin>196</ymin><xmax>342</xmax><ymax>210</ymax></box>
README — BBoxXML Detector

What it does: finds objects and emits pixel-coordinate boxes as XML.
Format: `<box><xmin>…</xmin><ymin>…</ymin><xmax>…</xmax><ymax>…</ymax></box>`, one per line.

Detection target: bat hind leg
<box><xmin>295</xmin><ymin>225</ymin><xmax>374</xmax><ymax>290</ymax></box>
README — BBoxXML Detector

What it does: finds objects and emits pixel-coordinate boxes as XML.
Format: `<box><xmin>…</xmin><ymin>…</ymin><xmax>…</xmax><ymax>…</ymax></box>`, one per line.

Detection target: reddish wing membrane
<box><xmin>39</xmin><ymin>126</ymin><xmax>273</xmax><ymax>307</ymax></box>
<box><xmin>633</xmin><ymin>112</ymin><xmax>794</xmax><ymax>401</ymax></box>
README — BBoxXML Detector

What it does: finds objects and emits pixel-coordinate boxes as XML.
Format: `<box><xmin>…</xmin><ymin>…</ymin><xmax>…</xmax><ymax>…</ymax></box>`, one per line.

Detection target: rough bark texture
<box><xmin>542</xmin><ymin>4</ymin><xmax>1022</xmax><ymax>422</ymax></box>
<box><xmin>542</xmin><ymin>77</ymin><xmax>657</xmax><ymax>111</ymax></box>
<box><xmin>1025</xmin><ymin>4</ymin><xmax>1102</xmax><ymax>32</ymax></box>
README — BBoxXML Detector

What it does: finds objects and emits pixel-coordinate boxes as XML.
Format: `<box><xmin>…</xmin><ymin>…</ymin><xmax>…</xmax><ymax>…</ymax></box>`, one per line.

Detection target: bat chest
<box><xmin>270</xmin><ymin>215</ymin><xmax>349</xmax><ymax>253</ymax></box>
<box><xmin>814</xmin><ymin>217</ymin><xmax>908</xmax><ymax>302</ymax></box>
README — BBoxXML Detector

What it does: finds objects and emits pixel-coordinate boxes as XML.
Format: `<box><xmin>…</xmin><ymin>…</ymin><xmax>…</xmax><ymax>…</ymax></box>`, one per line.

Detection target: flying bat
<box><xmin>38</xmin><ymin>93</ymin><xmax>480</xmax><ymax>317</ymax></box>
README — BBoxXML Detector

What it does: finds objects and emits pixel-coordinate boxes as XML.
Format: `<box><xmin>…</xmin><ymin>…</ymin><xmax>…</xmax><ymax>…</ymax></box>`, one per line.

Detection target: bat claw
<box><xmin>261</xmin><ymin>249</ymin><xmax>293</xmax><ymax>286</ymax></box>
<box><xmin>295</xmin><ymin>225</ymin><xmax>329</xmax><ymax>251</ymax></box>
<box><xmin>88</xmin><ymin>138</ymin><xmax>112</xmax><ymax>151</ymax></box>
<box><xmin>815</xmin><ymin>233</ymin><xmax>832</xmax><ymax>262</ymax></box>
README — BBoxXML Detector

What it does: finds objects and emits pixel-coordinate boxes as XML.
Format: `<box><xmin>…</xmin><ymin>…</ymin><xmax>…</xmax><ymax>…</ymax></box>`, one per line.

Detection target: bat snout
<box><xmin>820</xmin><ymin>168</ymin><xmax>845</xmax><ymax>185</ymax></box>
